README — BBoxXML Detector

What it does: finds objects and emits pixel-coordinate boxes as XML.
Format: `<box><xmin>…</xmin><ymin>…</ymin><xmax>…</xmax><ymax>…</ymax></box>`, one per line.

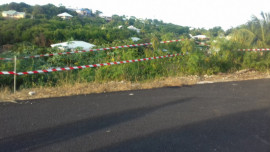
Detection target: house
<box><xmin>76</xmin><ymin>8</ymin><xmax>92</xmax><ymax>16</ymax></box>
<box><xmin>101</xmin><ymin>16</ymin><xmax>112</xmax><ymax>22</ymax></box>
<box><xmin>2</xmin><ymin>10</ymin><xmax>25</xmax><ymax>19</ymax></box>
<box><xmin>51</xmin><ymin>41</ymin><xmax>95</xmax><ymax>51</ymax></box>
<box><xmin>57</xmin><ymin>12</ymin><xmax>73</xmax><ymax>20</ymax></box>
<box><xmin>128</xmin><ymin>25</ymin><xmax>140</xmax><ymax>33</ymax></box>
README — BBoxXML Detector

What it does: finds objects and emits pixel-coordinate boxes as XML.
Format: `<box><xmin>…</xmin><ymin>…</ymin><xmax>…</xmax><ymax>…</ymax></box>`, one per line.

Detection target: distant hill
<box><xmin>0</xmin><ymin>2</ymin><xmax>75</xmax><ymax>19</ymax></box>
<box><xmin>0</xmin><ymin>2</ymin><xmax>190</xmax><ymax>48</ymax></box>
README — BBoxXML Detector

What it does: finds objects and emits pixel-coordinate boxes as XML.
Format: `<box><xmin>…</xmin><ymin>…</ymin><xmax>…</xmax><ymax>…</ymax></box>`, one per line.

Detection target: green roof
<box><xmin>2</xmin><ymin>10</ymin><xmax>17</xmax><ymax>15</ymax></box>
<box><xmin>2</xmin><ymin>10</ymin><xmax>25</xmax><ymax>16</ymax></box>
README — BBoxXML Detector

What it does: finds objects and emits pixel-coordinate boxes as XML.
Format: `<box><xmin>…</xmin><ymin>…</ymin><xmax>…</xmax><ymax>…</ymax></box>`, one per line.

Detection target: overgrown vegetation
<box><xmin>1</xmin><ymin>2</ymin><xmax>270</xmax><ymax>91</ymax></box>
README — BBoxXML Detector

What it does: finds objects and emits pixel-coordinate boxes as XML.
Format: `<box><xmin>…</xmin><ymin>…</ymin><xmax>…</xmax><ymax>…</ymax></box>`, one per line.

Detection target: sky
<box><xmin>1</xmin><ymin>0</ymin><xmax>270</xmax><ymax>30</ymax></box>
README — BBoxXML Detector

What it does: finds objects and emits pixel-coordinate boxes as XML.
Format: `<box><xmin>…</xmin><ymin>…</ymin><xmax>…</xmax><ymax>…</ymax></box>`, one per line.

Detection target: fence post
<box><xmin>14</xmin><ymin>56</ymin><xmax>17</xmax><ymax>94</ymax></box>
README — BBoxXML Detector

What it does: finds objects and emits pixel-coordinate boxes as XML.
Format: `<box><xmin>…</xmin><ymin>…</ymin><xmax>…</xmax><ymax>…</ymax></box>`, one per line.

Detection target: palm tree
<box><xmin>232</xmin><ymin>28</ymin><xmax>255</xmax><ymax>47</ymax></box>
<box><xmin>247</xmin><ymin>11</ymin><xmax>270</xmax><ymax>47</ymax></box>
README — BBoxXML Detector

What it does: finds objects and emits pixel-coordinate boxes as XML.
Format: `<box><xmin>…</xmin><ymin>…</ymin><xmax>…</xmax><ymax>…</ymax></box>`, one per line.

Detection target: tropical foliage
<box><xmin>0</xmin><ymin>3</ymin><xmax>270</xmax><ymax>90</ymax></box>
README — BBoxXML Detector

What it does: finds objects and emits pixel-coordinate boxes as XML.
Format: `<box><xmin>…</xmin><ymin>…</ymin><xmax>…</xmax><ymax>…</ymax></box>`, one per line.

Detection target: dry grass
<box><xmin>1</xmin><ymin>70</ymin><xmax>270</xmax><ymax>102</ymax></box>
<box><xmin>0</xmin><ymin>76</ymin><xmax>197</xmax><ymax>102</ymax></box>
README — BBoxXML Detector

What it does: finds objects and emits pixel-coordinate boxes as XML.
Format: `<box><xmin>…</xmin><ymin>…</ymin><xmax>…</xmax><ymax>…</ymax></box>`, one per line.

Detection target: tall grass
<box><xmin>1</xmin><ymin>40</ymin><xmax>270</xmax><ymax>90</ymax></box>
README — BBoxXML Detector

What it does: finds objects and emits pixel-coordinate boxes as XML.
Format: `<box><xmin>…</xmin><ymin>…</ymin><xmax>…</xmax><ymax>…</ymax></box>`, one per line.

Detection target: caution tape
<box><xmin>0</xmin><ymin>58</ymin><xmax>13</xmax><ymax>61</ymax></box>
<box><xmin>195</xmin><ymin>41</ymin><xmax>210</xmax><ymax>47</ymax></box>
<box><xmin>0</xmin><ymin>53</ymin><xmax>183</xmax><ymax>75</ymax></box>
<box><xmin>0</xmin><ymin>39</ymin><xmax>184</xmax><ymax>61</ymax></box>
<box><xmin>0</xmin><ymin>71</ymin><xmax>16</xmax><ymax>75</ymax></box>
<box><xmin>238</xmin><ymin>48</ymin><xmax>270</xmax><ymax>52</ymax></box>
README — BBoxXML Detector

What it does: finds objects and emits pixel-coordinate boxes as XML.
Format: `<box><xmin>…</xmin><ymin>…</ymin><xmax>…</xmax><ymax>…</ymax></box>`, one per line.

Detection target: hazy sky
<box><xmin>1</xmin><ymin>0</ymin><xmax>270</xmax><ymax>30</ymax></box>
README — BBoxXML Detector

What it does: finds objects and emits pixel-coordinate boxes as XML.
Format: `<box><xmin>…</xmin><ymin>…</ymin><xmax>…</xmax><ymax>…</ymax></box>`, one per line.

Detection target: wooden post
<box><xmin>14</xmin><ymin>56</ymin><xmax>17</xmax><ymax>94</ymax></box>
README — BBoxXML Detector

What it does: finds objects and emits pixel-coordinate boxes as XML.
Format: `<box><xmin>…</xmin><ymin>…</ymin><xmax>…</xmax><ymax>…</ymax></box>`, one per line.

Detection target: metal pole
<box><xmin>14</xmin><ymin>56</ymin><xmax>16</xmax><ymax>94</ymax></box>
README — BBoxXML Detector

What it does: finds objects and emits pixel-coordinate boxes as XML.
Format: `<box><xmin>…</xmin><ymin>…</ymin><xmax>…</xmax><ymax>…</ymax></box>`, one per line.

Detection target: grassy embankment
<box><xmin>1</xmin><ymin>40</ymin><xmax>270</xmax><ymax>101</ymax></box>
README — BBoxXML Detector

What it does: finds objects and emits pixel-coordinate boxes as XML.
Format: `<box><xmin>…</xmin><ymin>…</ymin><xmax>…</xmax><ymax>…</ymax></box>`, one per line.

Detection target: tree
<box><xmin>209</xmin><ymin>26</ymin><xmax>224</xmax><ymax>37</ymax></box>
<box><xmin>32</xmin><ymin>5</ymin><xmax>45</xmax><ymax>18</ymax></box>
<box><xmin>247</xmin><ymin>11</ymin><xmax>270</xmax><ymax>47</ymax></box>
<box><xmin>94</xmin><ymin>10</ymin><xmax>103</xmax><ymax>17</ymax></box>
<box><xmin>231</xmin><ymin>28</ymin><xmax>255</xmax><ymax>48</ymax></box>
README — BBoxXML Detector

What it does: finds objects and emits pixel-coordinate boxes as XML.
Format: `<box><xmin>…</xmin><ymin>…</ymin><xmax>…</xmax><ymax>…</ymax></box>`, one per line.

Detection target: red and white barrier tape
<box><xmin>195</xmin><ymin>41</ymin><xmax>210</xmax><ymax>47</ymax></box>
<box><xmin>0</xmin><ymin>39</ymin><xmax>184</xmax><ymax>61</ymax></box>
<box><xmin>0</xmin><ymin>53</ymin><xmax>183</xmax><ymax>75</ymax></box>
<box><xmin>0</xmin><ymin>57</ymin><xmax>13</xmax><ymax>61</ymax></box>
<box><xmin>238</xmin><ymin>48</ymin><xmax>270</xmax><ymax>52</ymax></box>
<box><xmin>0</xmin><ymin>71</ymin><xmax>16</xmax><ymax>75</ymax></box>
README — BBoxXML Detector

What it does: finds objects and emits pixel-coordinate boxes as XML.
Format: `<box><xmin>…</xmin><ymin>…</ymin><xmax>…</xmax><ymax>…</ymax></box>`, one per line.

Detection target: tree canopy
<box><xmin>0</xmin><ymin>2</ymin><xmax>192</xmax><ymax>50</ymax></box>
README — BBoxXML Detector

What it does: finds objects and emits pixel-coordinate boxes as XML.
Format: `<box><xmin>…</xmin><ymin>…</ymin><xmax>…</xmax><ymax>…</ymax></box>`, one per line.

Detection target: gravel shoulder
<box><xmin>1</xmin><ymin>69</ymin><xmax>270</xmax><ymax>102</ymax></box>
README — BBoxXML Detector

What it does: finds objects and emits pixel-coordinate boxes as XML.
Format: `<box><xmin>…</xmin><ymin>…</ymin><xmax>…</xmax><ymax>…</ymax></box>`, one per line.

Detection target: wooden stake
<box><xmin>14</xmin><ymin>56</ymin><xmax>17</xmax><ymax>94</ymax></box>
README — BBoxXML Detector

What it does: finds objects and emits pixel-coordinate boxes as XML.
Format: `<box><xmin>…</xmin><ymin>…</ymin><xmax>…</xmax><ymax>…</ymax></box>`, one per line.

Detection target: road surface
<box><xmin>0</xmin><ymin>79</ymin><xmax>270</xmax><ymax>152</ymax></box>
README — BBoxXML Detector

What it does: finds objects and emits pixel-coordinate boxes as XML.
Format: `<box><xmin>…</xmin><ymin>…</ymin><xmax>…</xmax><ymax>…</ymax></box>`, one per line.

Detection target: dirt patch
<box><xmin>199</xmin><ymin>69</ymin><xmax>270</xmax><ymax>83</ymax></box>
<box><xmin>1</xmin><ymin>69</ymin><xmax>270</xmax><ymax>102</ymax></box>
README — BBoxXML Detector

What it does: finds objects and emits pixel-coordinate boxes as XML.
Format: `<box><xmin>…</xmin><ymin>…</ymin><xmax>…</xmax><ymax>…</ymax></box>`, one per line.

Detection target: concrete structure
<box><xmin>130</xmin><ymin>37</ymin><xmax>140</xmax><ymax>42</ymax></box>
<box><xmin>51</xmin><ymin>41</ymin><xmax>95</xmax><ymax>51</ymax></box>
<box><xmin>189</xmin><ymin>34</ymin><xmax>209</xmax><ymax>40</ymax></box>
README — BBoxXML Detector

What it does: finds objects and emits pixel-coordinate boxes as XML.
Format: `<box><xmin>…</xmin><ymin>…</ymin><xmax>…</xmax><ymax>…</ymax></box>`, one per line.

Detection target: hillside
<box><xmin>0</xmin><ymin>2</ymin><xmax>190</xmax><ymax>48</ymax></box>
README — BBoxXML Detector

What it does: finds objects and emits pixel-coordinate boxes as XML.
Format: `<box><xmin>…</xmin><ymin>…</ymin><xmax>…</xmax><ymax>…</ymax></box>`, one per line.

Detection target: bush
<box><xmin>1</xmin><ymin>36</ymin><xmax>270</xmax><ymax>90</ymax></box>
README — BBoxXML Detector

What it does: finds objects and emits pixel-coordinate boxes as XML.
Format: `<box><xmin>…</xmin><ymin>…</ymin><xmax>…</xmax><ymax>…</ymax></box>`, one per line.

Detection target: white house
<box><xmin>128</xmin><ymin>25</ymin><xmax>140</xmax><ymax>33</ymax></box>
<box><xmin>51</xmin><ymin>41</ymin><xmax>95</xmax><ymax>51</ymax></box>
<box><xmin>101</xmin><ymin>16</ymin><xmax>112</xmax><ymax>22</ymax></box>
<box><xmin>2</xmin><ymin>10</ymin><xmax>25</xmax><ymax>19</ymax></box>
<box><xmin>76</xmin><ymin>8</ymin><xmax>92</xmax><ymax>16</ymax></box>
<box><xmin>57</xmin><ymin>12</ymin><xmax>73</xmax><ymax>20</ymax></box>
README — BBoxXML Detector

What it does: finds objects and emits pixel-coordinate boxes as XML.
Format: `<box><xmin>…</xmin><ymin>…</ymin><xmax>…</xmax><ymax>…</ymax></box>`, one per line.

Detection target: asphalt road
<box><xmin>0</xmin><ymin>79</ymin><xmax>270</xmax><ymax>152</ymax></box>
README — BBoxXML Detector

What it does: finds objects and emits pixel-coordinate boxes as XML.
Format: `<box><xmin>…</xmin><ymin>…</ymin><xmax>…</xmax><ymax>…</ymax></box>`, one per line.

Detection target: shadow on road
<box><xmin>0</xmin><ymin>97</ymin><xmax>193</xmax><ymax>152</ymax></box>
<box><xmin>95</xmin><ymin>108</ymin><xmax>270</xmax><ymax>152</ymax></box>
